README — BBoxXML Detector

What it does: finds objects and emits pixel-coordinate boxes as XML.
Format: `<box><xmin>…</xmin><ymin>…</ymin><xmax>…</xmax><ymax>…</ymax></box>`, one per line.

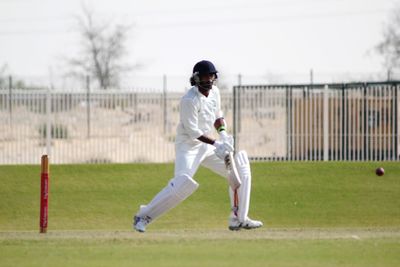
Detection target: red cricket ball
<box><xmin>375</xmin><ymin>167</ymin><xmax>385</xmax><ymax>176</ymax></box>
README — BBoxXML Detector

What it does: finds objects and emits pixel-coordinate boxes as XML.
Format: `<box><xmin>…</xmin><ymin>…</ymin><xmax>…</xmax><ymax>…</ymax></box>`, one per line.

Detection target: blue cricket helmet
<box><xmin>190</xmin><ymin>60</ymin><xmax>218</xmax><ymax>87</ymax></box>
<box><xmin>192</xmin><ymin>60</ymin><xmax>218</xmax><ymax>75</ymax></box>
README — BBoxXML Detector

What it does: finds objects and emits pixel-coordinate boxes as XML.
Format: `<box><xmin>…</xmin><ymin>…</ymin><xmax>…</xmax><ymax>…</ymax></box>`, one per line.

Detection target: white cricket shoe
<box><xmin>133</xmin><ymin>215</ymin><xmax>151</xmax><ymax>233</ymax></box>
<box><xmin>228</xmin><ymin>216</ymin><xmax>263</xmax><ymax>231</ymax></box>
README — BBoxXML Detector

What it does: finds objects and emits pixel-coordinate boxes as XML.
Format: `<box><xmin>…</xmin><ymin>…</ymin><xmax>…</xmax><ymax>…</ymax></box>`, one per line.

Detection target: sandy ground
<box><xmin>1</xmin><ymin>90</ymin><xmax>399</xmax><ymax>163</ymax></box>
<box><xmin>0</xmin><ymin>104</ymin><xmax>287</xmax><ymax>164</ymax></box>
<box><xmin>1</xmin><ymin>228</ymin><xmax>399</xmax><ymax>241</ymax></box>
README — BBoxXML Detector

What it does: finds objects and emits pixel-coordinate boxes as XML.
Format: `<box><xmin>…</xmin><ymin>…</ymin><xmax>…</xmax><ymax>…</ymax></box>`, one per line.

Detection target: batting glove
<box><xmin>219</xmin><ymin>131</ymin><xmax>234</xmax><ymax>148</ymax></box>
<box><xmin>213</xmin><ymin>140</ymin><xmax>234</xmax><ymax>160</ymax></box>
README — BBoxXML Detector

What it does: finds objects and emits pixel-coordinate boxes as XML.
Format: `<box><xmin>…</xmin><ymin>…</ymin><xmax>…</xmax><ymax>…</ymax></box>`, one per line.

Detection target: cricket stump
<box><xmin>40</xmin><ymin>155</ymin><xmax>49</xmax><ymax>233</ymax></box>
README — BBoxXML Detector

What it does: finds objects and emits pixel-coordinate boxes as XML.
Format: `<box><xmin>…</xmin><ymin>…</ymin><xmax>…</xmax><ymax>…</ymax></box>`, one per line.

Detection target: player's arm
<box><xmin>197</xmin><ymin>135</ymin><xmax>216</xmax><ymax>145</ymax></box>
<box><xmin>214</xmin><ymin>116</ymin><xmax>233</xmax><ymax>145</ymax></box>
<box><xmin>214</xmin><ymin>117</ymin><xmax>227</xmax><ymax>134</ymax></box>
<box><xmin>180</xmin><ymin>98</ymin><xmax>229</xmax><ymax>149</ymax></box>
<box><xmin>199</xmin><ymin>115</ymin><xmax>229</xmax><ymax>145</ymax></box>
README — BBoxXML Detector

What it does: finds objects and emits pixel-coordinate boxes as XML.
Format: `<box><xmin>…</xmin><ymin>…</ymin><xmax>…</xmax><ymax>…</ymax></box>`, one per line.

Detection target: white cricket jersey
<box><xmin>176</xmin><ymin>85</ymin><xmax>222</xmax><ymax>145</ymax></box>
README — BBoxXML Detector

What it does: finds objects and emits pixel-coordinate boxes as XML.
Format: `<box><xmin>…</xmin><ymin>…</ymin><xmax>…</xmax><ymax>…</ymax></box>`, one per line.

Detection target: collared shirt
<box><xmin>176</xmin><ymin>85</ymin><xmax>222</xmax><ymax>145</ymax></box>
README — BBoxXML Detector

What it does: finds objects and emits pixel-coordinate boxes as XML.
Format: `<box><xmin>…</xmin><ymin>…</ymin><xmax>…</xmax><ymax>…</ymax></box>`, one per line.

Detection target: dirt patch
<box><xmin>1</xmin><ymin>228</ymin><xmax>399</xmax><ymax>241</ymax></box>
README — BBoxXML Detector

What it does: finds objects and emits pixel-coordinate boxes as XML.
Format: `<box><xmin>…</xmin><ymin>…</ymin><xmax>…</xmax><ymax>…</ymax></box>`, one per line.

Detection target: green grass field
<box><xmin>0</xmin><ymin>162</ymin><xmax>399</xmax><ymax>266</ymax></box>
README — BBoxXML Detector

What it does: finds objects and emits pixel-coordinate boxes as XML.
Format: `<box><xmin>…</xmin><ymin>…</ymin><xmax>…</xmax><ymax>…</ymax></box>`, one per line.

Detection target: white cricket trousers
<box><xmin>136</xmin><ymin>141</ymin><xmax>230</xmax><ymax>222</ymax></box>
<box><xmin>175</xmin><ymin>141</ymin><xmax>228</xmax><ymax>179</ymax></box>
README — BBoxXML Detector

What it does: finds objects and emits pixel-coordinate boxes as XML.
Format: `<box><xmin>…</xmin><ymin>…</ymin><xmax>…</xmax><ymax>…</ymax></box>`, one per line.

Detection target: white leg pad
<box><xmin>137</xmin><ymin>174</ymin><xmax>199</xmax><ymax>222</ymax></box>
<box><xmin>229</xmin><ymin>150</ymin><xmax>251</xmax><ymax>223</ymax></box>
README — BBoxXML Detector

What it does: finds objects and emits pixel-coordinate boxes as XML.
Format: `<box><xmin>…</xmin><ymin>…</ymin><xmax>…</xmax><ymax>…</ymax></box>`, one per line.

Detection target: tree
<box><xmin>0</xmin><ymin>64</ymin><xmax>9</xmax><ymax>88</ymax></box>
<box><xmin>376</xmin><ymin>6</ymin><xmax>400</xmax><ymax>74</ymax></box>
<box><xmin>69</xmin><ymin>6</ymin><xmax>133</xmax><ymax>89</ymax></box>
<box><xmin>0</xmin><ymin>64</ymin><xmax>26</xmax><ymax>89</ymax></box>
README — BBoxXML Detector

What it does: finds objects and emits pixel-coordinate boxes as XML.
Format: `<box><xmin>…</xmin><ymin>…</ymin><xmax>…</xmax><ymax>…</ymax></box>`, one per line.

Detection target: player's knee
<box><xmin>169</xmin><ymin>174</ymin><xmax>199</xmax><ymax>200</ymax></box>
<box><xmin>236</xmin><ymin>150</ymin><xmax>251</xmax><ymax>178</ymax></box>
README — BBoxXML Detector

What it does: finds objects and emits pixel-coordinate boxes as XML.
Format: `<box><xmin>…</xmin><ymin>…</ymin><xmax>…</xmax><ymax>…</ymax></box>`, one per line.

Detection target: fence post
<box><xmin>8</xmin><ymin>75</ymin><xmax>12</xmax><ymax>130</ymax></box>
<box><xmin>233</xmin><ymin>74</ymin><xmax>243</xmax><ymax>152</ymax></box>
<box><xmin>163</xmin><ymin>74</ymin><xmax>167</xmax><ymax>134</ymax></box>
<box><xmin>286</xmin><ymin>86</ymin><xmax>291</xmax><ymax>160</ymax></box>
<box><xmin>237</xmin><ymin>74</ymin><xmax>242</xmax><ymax>135</ymax></box>
<box><xmin>46</xmin><ymin>87</ymin><xmax>51</xmax><ymax>157</ymax></box>
<box><xmin>341</xmin><ymin>84</ymin><xmax>346</xmax><ymax>160</ymax></box>
<box><xmin>395</xmin><ymin>84</ymin><xmax>399</xmax><ymax>160</ymax></box>
<box><xmin>233</xmin><ymin>85</ymin><xmax>237</xmax><ymax>152</ymax></box>
<box><xmin>86</xmin><ymin>76</ymin><xmax>91</xmax><ymax>139</ymax></box>
<box><xmin>323</xmin><ymin>84</ymin><xmax>329</xmax><ymax>161</ymax></box>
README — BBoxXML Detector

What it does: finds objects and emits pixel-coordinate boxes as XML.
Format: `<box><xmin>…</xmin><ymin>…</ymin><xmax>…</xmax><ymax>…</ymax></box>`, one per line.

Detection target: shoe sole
<box><xmin>228</xmin><ymin>223</ymin><xmax>242</xmax><ymax>231</ymax></box>
<box><xmin>242</xmin><ymin>224</ymin><xmax>263</xmax><ymax>230</ymax></box>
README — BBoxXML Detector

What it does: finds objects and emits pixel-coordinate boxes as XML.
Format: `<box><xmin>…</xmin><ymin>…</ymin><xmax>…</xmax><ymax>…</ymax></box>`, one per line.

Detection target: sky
<box><xmin>0</xmin><ymin>0</ymin><xmax>399</xmax><ymax>88</ymax></box>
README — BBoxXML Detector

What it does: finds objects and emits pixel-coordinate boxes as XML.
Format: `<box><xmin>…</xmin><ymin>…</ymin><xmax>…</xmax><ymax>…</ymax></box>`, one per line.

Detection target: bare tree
<box><xmin>0</xmin><ymin>64</ymin><xmax>9</xmax><ymax>88</ymax></box>
<box><xmin>0</xmin><ymin>64</ymin><xmax>26</xmax><ymax>89</ymax></box>
<box><xmin>376</xmin><ymin>6</ymin><xmax>400</xmax><ymax>74</ymax></box>
<box><xmin>69</xmin><ymin>6</ymin><xmax>132</xmax><ymax>89</ymax></box>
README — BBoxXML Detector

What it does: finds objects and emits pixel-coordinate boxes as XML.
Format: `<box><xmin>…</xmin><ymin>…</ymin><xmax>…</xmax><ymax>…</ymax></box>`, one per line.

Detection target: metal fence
<box><xmin>0</xmin><ymin>81</ymin><xmax>399</xmax><ymax>164</ymax></box>
<box><xmin>0</xmin><ymin>89</ymin><xmax>183</xmax><ymax>164</ymax></box>
<box><xmin>233</xmin><ymin>82</ymin><xmax>399</xmax><ymax>161</ymax></box>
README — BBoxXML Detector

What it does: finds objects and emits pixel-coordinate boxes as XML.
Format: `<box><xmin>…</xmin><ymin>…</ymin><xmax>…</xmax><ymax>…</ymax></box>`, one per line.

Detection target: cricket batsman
<box><xmin>133</xmin><ymin>60</ymin><xmax>263</xmax><ymax>232</ymax></box>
